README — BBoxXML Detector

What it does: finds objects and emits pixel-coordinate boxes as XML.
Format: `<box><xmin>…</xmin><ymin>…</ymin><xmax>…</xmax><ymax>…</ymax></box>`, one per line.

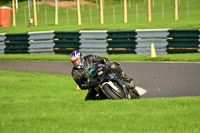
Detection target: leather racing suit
<box><xmin>71</xmin><ymin>54</ymin><xmax>133</xmax><ymax>100</ymax></box>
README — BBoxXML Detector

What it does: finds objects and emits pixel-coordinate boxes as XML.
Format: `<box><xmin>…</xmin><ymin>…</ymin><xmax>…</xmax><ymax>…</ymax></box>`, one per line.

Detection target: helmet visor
<box><xmin>72</xmin><ymin>58</ymin><xmax>81</xmax><ymax>67</ymax></box>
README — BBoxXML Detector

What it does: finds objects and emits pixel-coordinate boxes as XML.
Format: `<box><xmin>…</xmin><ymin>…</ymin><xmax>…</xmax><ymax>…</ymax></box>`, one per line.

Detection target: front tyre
<box><xmin>102</xmin><ymin>82</ymin><xmax>126</xmax><ymax>99</ymax></box>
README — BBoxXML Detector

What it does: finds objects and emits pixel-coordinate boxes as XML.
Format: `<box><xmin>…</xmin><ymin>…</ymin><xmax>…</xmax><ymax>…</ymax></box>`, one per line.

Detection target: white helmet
<box><xmin>70</xmin><ymin>51</ymin><xmax>84</xmax><ymax>68</ymax></box>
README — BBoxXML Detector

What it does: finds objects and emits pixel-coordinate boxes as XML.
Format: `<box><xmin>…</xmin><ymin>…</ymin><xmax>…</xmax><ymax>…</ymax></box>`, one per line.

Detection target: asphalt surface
<box><xmin>0</xmin><ymin>61</ymin><xmax>200</xmax><ymax>98</ymax></box>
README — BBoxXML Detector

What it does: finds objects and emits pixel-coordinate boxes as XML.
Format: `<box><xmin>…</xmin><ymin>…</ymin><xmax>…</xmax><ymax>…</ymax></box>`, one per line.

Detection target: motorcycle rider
<box><xmin>70</xmin><ymin>50</ymin><xmax>135</xmax><ymax>100</ymax></box>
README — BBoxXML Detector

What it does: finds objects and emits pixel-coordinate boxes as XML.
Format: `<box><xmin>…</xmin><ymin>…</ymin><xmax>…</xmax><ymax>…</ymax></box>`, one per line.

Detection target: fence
<box><xmin>4</xmin><ymin>33</ymin><xmax>29</xmax><ymax>54</ymax></box>
<box><xmin>28</xmin><ymin>31</ymin><xmax>55</xmax><ymax>54</ymax></box>
<box><xmin>135</xmin><ymin>29</ymin><xmax>169</xmax><ymax>55</ymax></box>
<box><xmin>79</xmin><ymin>30</ymin><xmax>108</xmax><ymax>55</ymax></box>
<box><xmin>0</xmin><ymin>29</ymin><xmax>199</xmax><ymax>55</ymax></box>
<box><xmin>54</xmin><ymin>31</ymin><xmax>81</xmax><ymax>54</ymax></box>
<box><xmin>107</xmin><ymin>30</ymin><xmax>137</xmax><ymax>54</ymax></box>
<box><xmin>167</xmin><ymin>29</ymin><xmax>200</xmax><ymax>53</ymax></box>
<box><xmin>0</xmin><ymin>33</ymin><xmax>6</xmax><ymax>54</ymax></box>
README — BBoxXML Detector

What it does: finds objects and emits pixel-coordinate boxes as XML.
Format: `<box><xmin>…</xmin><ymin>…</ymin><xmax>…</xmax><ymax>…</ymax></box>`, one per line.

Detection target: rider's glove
<box><xmin>105</xmin><ymin>61</ymin><xmax>111</xmax><ymax>70</ymax></box>
<box><xmin>80</xmin><ymin>83</ymin><xmax>89</xmax><ymax>90</ymax></box>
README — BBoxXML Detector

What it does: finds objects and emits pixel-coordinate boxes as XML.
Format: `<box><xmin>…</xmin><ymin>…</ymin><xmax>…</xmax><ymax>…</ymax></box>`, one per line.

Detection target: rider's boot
<box><xmin>121</xmin><ymin>71</ymin><xmax>140</xmax><ymax>98</ymax></box>
<box><xmin>121</xmin><ymin>71</ymin><xmax>135</xmax><ymax>89</ymax></box>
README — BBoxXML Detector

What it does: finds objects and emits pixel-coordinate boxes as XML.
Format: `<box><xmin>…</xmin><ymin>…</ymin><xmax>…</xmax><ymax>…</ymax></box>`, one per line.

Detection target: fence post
<box><xmin>100</xmin><ymin>0</ymin><xmax>104</xmax><ymax>24</ymax></box>
<box><xmin>12</xmin><ymin>0</ymin><xmax>16</xmax><ymax>26</ymax></box>
<box><xmin>55</xmin><ymin>0</ymin><xmax>58</xmax><ymax>25</ymax></box>
<box><xmin>148</xmin><ymin>0</ymin><xmax>151</xmax><ymax>22</ymax></box>
<box><xmin>77</xmin><ymin>0</ymin><xmax>82</xmax><ymax>25</ymax></box>
<box><xmin>33</xmin><ymin>0</ymin><xmax>38</xmax><ymax>26</ymax></box>
<box><xmin>124</xmin><ymin>0</ymin><xmax>127</xmax><ymax>23</ymax></box>
<box><xmin>175</xmin><ymin>0</ymin><xmax>178</xmax><ymax>21</ymax></box>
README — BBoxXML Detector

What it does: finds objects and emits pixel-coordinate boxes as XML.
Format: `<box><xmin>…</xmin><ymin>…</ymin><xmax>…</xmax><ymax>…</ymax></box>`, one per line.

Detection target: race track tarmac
<box><xmin>0</xmin><ymin>61</ymin><xmax>200</xmax><ymax>98</ymax></box>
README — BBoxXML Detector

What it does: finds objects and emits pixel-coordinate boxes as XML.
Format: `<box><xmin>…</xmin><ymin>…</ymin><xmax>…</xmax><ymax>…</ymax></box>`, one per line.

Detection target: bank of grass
<box><xmin>0</xmin><ymin>53</ymin><xmax>200</xmax><ymax>62</ymax></box>
<box><xmin>0</xmin><ymin>70</ymin><xmax>200</xmax><ymax>133</ymax></box>
<box><xmin>0</xmin><ymin>0</ymin><xmax>200</xmax><ymax>33</ymax></box>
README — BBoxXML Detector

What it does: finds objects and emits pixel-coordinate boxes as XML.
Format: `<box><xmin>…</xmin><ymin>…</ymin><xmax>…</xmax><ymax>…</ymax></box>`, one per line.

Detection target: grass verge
<box><xmin>0</xmin><ymin>70</ymin><xmax>200</xmax><ymax>133</ymax></box>
<box><xmin>0</xmin><ymin>53</ymin><xmax>200</xmax><ymax>62</ymax></box>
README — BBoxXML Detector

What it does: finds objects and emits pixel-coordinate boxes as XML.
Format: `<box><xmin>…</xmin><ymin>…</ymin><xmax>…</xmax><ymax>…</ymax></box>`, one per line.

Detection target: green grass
<box><xmin>0</xmin><ymin>0</ymin><xmax>200</xmax><ymax>33</ymax></box>
<box><xmin>0</xmin><ymin>53</ymin><xmax>200</xmax><ymax>62</ymax></box>
<box><xmin>0</xmin><ymin>70</ymin><xmax>200</xmax><ymax>133</ymax></box>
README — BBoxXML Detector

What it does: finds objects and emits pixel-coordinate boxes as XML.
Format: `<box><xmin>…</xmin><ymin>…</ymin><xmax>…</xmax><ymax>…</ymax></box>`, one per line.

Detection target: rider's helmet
<box><xmin>70</xmin><ymin>50</ymin><xmax>84</xmax><ymax>68</ymax></box>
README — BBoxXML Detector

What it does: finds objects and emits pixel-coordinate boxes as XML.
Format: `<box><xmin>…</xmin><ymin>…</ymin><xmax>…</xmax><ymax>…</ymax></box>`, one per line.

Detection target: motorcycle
<box><xmin>85</xmin><ymin>62</ymin><xmax>146</xmax><ymax>100</ymax></box>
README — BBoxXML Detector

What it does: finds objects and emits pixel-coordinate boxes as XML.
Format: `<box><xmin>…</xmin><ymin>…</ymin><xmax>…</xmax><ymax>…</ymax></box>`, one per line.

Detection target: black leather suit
<box><xmin>71</xmin><ymin>54</ymin><xmax>132</xmax><ymax>100</ymax></box>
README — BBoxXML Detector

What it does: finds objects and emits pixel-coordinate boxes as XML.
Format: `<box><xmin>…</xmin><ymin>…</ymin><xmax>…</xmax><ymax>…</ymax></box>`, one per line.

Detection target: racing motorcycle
<box><xmin>85</xmin><ymin>62</ymin><xmax>146</xmax><ymax>100</ymax></box>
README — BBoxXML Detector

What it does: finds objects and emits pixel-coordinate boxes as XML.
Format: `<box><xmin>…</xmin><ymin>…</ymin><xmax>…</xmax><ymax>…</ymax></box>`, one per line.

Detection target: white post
<box><xmin>152</xmin><ymin>0</ymin><xmax>154</xmax><ymax>8</ymax></box>
<box><xmin>162</xmin><ymin>3</ymin><xmax>164</xmax><ymax>21</ymax></box>
<box><xmin>9</xmin><ymin>1</ymin><xmax>11</xmax><ymax>8</ymax></box>
<box><xmin>66</xmin><ymin>9</ymin><xmax>69</xmax><ymax>24</ymax></box>
<box><xmin>113</xmin><ymin>6</ymin><xmax>115</xmax><ymax>23</ymax></box>
<box><xmin>28</xmin><ymin>0</ymin><xmax>32</xmax><ymax>27</ymax></box>
<box><xmin>96</xmin><ymin>0</ymin><xmax>98</xmax><ymax>9</ymax></box>
<box><xmin>37</xmin><ymin>0</ymin><xmax>39</xmax><ymax>12</ymax></box>
<box><xmin>30</xmin><ymin>0</ymin><xmax>32</xmax><ymax>12</ymax></box>
<box><xmin>82</xmin><ymin>0</ymin><xmax>84</xmax><ymax>11</ymax></box>
<box><xmin>58</xmin><ymin>0</ymin><xmax>60</xmax><ymax>10</ymax></box>
<box><xmin>179</xmin><ymin>0</ymin><xmax>181</xmax><ymax>6</ymax></box>
<box><xmin>28</xmin><ymin>0</ymin><xmax>31</xmax><ymax>21</ymax></box>
<box><xmin>45</xmin><ymin>8</ymin><xmax>47</xmax><ymax>25</ymax></box>
<box><xmin>129</xmin><ymin>0</ymin><xmax>131</xmax><ymax>8</ymax></box>
<box><xmin>74</xmin><ymin>0</ymin><xmax>76</xmax><ymax>9</ymax></box>
<box><xmin>24</xmin><ymin>9</ymin><xmax>27</xmax><ymax>25</ymax></box>
<box><xmin>15</xmin><ymin>0</ymin><xmax>18</xmax><ymax>12</ymax></box>
<box><xmin>144</xmin><ymin>0</ymin><xmax>146</xmax><ymax>7</ymax></box>
<box><xmin>187</xmin><ymin>1</ymin><xmax>189</xmax><ymax>19</ymax></box>
<box><xmin>89</xmin><ymin>7</ymin><xmax>92</xmax><ymax>24</ymax></box>
<box><xmin>136</xmin><ymin>4</ymin><xmax>138</xmax><ymax>22</ymax></box>
<box><xmin>120</xmin><ymin>0</ymin><xmax>122</xmax><ymax>8</ymax></box>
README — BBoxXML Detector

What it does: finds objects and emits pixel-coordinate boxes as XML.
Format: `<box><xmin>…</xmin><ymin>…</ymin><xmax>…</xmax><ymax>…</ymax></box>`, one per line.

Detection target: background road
<box><xmin>0</xmin><ymin>61</ymin><xmax>200</xmax><ymax>98</ymax></box>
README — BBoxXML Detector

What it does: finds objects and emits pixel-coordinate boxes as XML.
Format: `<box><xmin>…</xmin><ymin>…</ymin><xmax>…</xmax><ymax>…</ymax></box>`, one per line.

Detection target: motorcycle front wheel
<box><xmin>102</xmin><ymin>81</ymin><xmax>126</xmax><ymax>99</ymax></box>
